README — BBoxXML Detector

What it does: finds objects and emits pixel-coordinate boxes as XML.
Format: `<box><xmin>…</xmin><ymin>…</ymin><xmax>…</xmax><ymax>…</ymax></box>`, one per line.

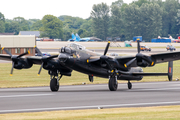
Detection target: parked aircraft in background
<box><xmin>68</xmin><ymin>33</ymin><xmax>77</xmax><ymax>42</ymax></box>
<box><xmin>68</xmin><ymin>33</ymin><xmax>99</xmax><ymax>42</ymax></box>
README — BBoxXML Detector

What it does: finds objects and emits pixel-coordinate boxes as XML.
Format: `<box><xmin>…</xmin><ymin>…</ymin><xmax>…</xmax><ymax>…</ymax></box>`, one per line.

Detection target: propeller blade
<box><xmin>34</xmin><ymin>46</ymin><xmax>42</xmax><ymax>56</ymax></box>
<box><xmin>10</xmin><ymin>62</ymin><xmax>14</xmax><ymax>76</ymax></box>
<box><xmin>137</xmin><ymin>38</ymin><xmax>140</xmax><ymax>53</ymax></box>
<box><xmin>37</xmin><ymin>63</ymin><xmax>43</xmax><ymax>76</ymax></box>
<box><xmin>104</xmin><ymin>41</ymin><xmax>110</xmax><ymax>55</ymax></box>
<box><xmin>17</xmin><ymin>51</ymin><xmax>30</xmax><ymax>58</ymax></box>
<box><xmin>124</xmin><ymin>58</ymin><xmax>136</xmax><ymax>68</ymax></box>
<box><xmin>2</xmin><ymin>47</ymin><xmax>12</xmax><ymax>56</ymax></box>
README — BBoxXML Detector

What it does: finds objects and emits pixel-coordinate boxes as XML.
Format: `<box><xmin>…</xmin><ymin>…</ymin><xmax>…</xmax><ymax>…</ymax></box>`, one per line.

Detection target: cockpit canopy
<box><xmin>60</xmin><ymin>43</ymin><xmax>86</xmax><ymax>54</ymax></box>
<box><xmin>67</xmin><ymin>43</ymin><xmax>86</xmax><ymax>50</ymax></box>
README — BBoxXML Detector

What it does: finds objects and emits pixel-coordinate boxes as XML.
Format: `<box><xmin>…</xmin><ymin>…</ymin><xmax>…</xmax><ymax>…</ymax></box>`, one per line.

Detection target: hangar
<box><xmin>0</xmin><ymin>35</ymin><xmax>36</xmax><ymax>56</ymax></box>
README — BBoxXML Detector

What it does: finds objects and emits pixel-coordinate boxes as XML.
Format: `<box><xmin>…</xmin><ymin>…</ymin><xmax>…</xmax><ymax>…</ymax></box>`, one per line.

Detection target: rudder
<box><xmin>168</xmin><ymin>61</ymin><xmax>173</xmax><ymax>81</ymax></box>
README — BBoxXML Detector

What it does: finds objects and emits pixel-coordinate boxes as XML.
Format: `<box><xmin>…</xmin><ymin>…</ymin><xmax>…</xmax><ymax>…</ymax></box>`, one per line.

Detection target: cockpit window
<box><xmin>67</xmin><ymin>43</ymin><xmax>86</xmax><ymax>50</ymax></box>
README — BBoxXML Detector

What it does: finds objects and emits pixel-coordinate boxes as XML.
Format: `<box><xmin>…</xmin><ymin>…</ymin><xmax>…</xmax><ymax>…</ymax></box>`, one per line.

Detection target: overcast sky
<box><xmin>0</xmin><ymin>0</ymin><xmax>136</xmax><ymax>20</ymax></box>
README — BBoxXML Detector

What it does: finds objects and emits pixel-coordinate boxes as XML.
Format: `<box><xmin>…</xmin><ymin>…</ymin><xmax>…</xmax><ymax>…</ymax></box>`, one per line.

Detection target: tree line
<box><xmin>0</xmin><ymin>0</ymin><xmax>180</xmax><ymax>41</ymax></box>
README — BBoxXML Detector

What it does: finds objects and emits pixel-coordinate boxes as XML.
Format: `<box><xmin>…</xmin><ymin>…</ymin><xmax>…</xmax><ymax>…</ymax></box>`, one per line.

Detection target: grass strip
<box><xmin>0</xmin><ymin>60</ymin><xmax>180</xmax><ymax>88</ymax></box>
<box><xmin>0</xmin><ymin>105</ymin><xmax>180</xmax><ymax>120</ymax></box>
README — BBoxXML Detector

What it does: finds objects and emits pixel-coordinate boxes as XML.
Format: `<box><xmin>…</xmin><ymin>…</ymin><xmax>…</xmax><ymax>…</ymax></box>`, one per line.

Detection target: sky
<box><xmin>0</xmin><ymin>0</ymin><xmax>135</xmax><ymax>20</ymax></box>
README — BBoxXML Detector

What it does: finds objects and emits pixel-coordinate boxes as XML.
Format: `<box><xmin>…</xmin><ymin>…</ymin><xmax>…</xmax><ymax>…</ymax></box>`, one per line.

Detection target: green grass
<box><xmin>0</xmin><ymin>60</ymin><xmax>180</xmax><ymax>88</ymax></box>
<box><xmin>0</xmin><ymin>63</ymin><xmax>108</xmax><ymax>88</ymax></box>
<box><xmin>0</xmin><ymin>105</ymin><xmax>180</xmax><ymax>120</ymax></box>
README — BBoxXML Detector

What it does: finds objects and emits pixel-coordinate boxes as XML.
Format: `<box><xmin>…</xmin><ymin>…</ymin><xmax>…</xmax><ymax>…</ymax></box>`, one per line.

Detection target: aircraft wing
<box><xmin>26</xmin><ymin>56</ymin><xmax>44</xmax><ymax>65</ymax></box>
<box><xmin>151</xmin><ymin>51</ymin><xmax>180</xmax><ymax>63</ymax></box>
<box><xmin>116</xmin><ymin>51</ymin><xmax>180</xmax><ymax>68</ymax></box>
<box><xmin>0</xmin><ymin>54</ymin><xmax>43</xmax><ymax>64</ymax></box>
<box><xmin>0</xmin><ymin>54</ymin><xmax>60</xmax><ymax>65</ymax></box>
<box><xmin>115</xmin><ymin>56</ymin><xmax>137</xmax><ymax>67</ymax></box>
<box><xmin>0</xmin><ymin>54</ymin><xmax>11</xmax><ymax>61</ymax></box>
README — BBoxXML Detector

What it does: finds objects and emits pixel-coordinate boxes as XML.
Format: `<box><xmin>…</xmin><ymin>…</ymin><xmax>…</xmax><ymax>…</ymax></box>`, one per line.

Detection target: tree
<box><xmin>0</xmin><ymin>21</ymin><xmax>5</xmax><ymax>32</ymax></box>
<box><xmin>13</xmin><ymin>17</ymin><xmax>29</xmax><ymax>31</ymax></box>
<box><xmin>5</xmin><ymin>21</ymin><xmax>21</xmax><ymax>34</ymax></box>
<box><xmin>123</xmin><ymin>3</ymin><xmax>163</xmax><ymax>41</ymax></box>
<box><xmin>58</xmin><ymin>15</ymin><xmax>85</xmax><ymax>30</ymax></box>
<box><xmin>0</xmin><ymin>12</ymin><xmax>5</xmax><ymax>22</ymax></box>
<box><xmin>91</xmin><ymin>3</ymin><xmax>110</xmax><ymax>40</ymax></box>
<box><xmin>41</xmin><ymin>15</ymin><xmax>63</xmax><ymax>39</ymax></box>
<box><xmin>110</xmin><ymin>4</ymin><xmax>123</xmax><ymax>38</ymax></box>
<box><xmin>112</xmin><ymin>0</ymin><xmax>124</xmax><ymax>7</ymax></box>
<box><xmin>0</xmin><ymin>12</ymin><xmax>5</xmax><ymax>33</ymax></box>
<box><xmin>123</xmin><ymin>4</ymin><xmax>141</xmax><ymax>40</ymax></box>
<box><xmin>140</xmin><ymin>3</ymin><xmax>162</xmax><ymax>41</ymax></box>
<box><xmin>162</xmin><ymin>0</ymin><xmax>180</xmax><ymax>37</ymax></box>
<box><xmin>30</xmin><ymin>20</ymin><xmax>43</xmax><ymax>31</ymax></box>
<box><xmin>132</xmin><ymin>0</ymin><xmax>150</xmax><ymax>7</ymax></box>
<box><xmin>63</xmin><ymin>29</ymin><xmax>71</xmax><ymax>41</ymax></box>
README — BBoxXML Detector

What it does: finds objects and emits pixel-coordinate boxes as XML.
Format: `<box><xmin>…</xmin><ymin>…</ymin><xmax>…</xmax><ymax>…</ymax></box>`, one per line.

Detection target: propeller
<box><xmin>34</xmin><ymin>46</ymin><xmax>58</xmax><ymax>76</ymax></box>
<box><xmin>104</xmin><ymin>41</ymin><xmax>110</xmax><ymax>55</ymax></box>
<box><xmin>87</xmin><ymin>41</ymin><xmax>111</xmax><ymax>63</ymax></box>
<box><xmin>2</xmin><ymin>47</ymin><xmax>30</xmax><ymax>75</ymax></box>
<box><xmin>87</xmin><ymin>41</ymin><xmax>114</xmax><ymax>70</ymax></box>
<box><xmin>124</xmin><ymin>39</ymin><xmax>154</xmax><ymax>68</ymax></box>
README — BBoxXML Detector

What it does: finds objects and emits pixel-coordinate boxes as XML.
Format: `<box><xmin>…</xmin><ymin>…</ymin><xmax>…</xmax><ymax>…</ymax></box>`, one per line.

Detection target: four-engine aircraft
<box><xmin>0</xmin><ymin>39</ymin><xmax>180</xmax><ymax>92</ymax></box>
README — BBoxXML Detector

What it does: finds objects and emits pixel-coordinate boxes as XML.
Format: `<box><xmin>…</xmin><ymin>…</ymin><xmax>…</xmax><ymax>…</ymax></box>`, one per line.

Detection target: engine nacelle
<box><xmin>14</xmin><ymin>61</ymin><xmax>33</xmax><ymax>69</ymax></box>
<box><xmin>43</xmin><ymin>62</ymin><xmax>56</xmax><ymax>70</ymax></box>
<box><xmin>48</xmin><ymin>68</ymin><xmax>72</xmax><ymax>76</ymax></box>
<box><xmin>137</xmin><ymin>60</ymin><xmax>149</xmax><ymax>67</ymax></box>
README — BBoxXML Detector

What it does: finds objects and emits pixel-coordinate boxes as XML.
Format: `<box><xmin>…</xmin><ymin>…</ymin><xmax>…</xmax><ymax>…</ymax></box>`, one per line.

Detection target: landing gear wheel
<box><xmin>128</xmin><ymin>81</ymin><xmax>132</xmax><ymax>89</ymax></box>
<box><xmin>108</xmin><ymin>77</ymin><xmax>118</xmax><ymax>91</ymax></box>
<box><xmin>50</xmin><ymin>78</ymin><xmax>59</xmax><ymax>92</ymax></box>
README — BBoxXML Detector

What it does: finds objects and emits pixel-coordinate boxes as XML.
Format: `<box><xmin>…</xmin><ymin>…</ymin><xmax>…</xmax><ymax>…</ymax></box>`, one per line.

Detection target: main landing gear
<box><xmin>108</xmin><ymin>77</ymin><xmax>133</xmax><ymax>91</ymax></box>
<box><xmin>49</xmin><ymin>70</ymin><xmax>63</xmax><ymax>92</ymax></box>
<box><xmin>108</xmin><ymin>76</ymin><xmax>118</xmax><ymax>91</ymax></box>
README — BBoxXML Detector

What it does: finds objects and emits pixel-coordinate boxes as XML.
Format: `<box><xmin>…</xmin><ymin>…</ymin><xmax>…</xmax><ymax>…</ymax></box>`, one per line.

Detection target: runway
<box><xmin>0</xmin><ymin>81</ymin><xmax>180</xmax><ymax>113</ymax></box>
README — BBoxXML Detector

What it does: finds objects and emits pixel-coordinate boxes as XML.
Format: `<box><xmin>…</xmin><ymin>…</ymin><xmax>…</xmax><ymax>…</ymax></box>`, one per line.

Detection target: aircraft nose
<box><xmin>58</xmin><ymin>53</ymin><xmax>68</xmax><ymax>62</ymax></box>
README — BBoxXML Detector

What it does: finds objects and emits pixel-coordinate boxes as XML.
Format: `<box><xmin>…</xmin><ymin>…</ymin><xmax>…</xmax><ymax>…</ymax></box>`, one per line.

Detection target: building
<box><xmin>19</xmin><ymin>31</ymin><xmax>40</xmax><ymax>38</ymax></box>
<box><xmin>0</xmin><ymin>35</ymin><xmax>36</xmax><ymax>56</ymax></box>
<box><xmin>0</xmin><ymin>32</ymin><xmax>15</xmax><ymax>35</ymax></box>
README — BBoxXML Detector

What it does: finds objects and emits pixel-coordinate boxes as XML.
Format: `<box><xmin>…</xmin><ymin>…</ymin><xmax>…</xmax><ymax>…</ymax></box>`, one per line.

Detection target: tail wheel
<box><xmin>50</xmin><ymin>78</ymin><xmax>59</xmax><ymax>92</ymax></box>
<box><xmin>128</xmin><ymin>81</ymin><xmax>132</xmax><ymax>89</ymax></box>
<box><xmin>108</xmin><ymin>77</ymin><xmax>118</xmax><ymax>91</ymax></box>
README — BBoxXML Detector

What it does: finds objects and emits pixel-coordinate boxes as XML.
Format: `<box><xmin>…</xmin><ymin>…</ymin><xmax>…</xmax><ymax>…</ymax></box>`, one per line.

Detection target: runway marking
<box><xmin>1</xmin><ymin>101</ymin><xmax>180</xmax><ymax>113</ymax></box>
<box><xmin>135</xmin><ymin>87</ymin><xmax>180</xmax><ymax>91</ymax></box>
<box><xmin>0</xmin><ymin>94</ymin><xmax>54</xmax><ymax>98</ymax></box>
<box><xmin>0</xmin><ymin>87</ymin><xmax>47</xmax><ymax>91</ymax></box>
